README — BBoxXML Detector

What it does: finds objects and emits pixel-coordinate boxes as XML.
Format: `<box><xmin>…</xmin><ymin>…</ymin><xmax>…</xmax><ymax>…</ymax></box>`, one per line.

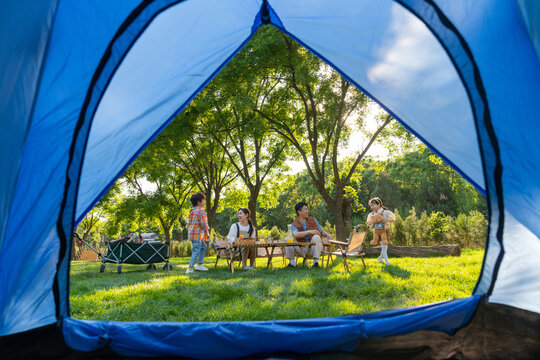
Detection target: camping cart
<box><xmin>73</xmin><ymin>232</ymin><xmax>172</xmax><ymax>274</ymax></box>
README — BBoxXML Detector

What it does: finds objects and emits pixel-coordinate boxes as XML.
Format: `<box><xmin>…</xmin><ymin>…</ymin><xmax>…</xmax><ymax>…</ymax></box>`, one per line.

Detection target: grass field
<box><xmin>69</xmin><ymin>249</ymin><xmax>483</xmax><ymax>322</ymax></box>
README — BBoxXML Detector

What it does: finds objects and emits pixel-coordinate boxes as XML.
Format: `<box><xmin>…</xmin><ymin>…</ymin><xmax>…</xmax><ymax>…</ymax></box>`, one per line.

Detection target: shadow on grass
<box><xmin>380</xmin><ymin>264</ymin><xmax>411</xmax><ymax>279</ymax></box>
<box><xmin>70</xmin><ymin>256</ymin><xmax>417</xmax><ymax>322</ymax></box>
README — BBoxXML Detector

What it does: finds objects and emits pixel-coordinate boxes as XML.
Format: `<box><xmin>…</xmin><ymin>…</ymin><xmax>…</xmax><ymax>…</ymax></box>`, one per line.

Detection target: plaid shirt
<box><xmin>188</xmin><ymin>206</ymin><xmax>209</xmax><ymax>241</ymax></box>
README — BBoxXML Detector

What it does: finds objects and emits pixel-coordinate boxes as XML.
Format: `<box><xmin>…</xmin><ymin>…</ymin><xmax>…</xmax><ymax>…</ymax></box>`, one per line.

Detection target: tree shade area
<box><xmin>70</xmin><ymin>250</ymin><xmax>484</xmax><ymax>322</ymax></box>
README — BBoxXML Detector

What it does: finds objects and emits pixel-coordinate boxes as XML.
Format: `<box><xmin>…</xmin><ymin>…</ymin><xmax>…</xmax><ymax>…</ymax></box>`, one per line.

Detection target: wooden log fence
<box><xmin>363</xmin><ymin>244</ymin><xmax>461</xmax><ymax>257</ymax></box>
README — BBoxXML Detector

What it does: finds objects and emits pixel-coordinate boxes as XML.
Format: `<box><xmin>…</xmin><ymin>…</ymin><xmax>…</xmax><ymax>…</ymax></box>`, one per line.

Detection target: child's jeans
<box><xmin>189</xmin><ymin>240</ymin><xmax>207</xmax><ymax>268</ymax></box>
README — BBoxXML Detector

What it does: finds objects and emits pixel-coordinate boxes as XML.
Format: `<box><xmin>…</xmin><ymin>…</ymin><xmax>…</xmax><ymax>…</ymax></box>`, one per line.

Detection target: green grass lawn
<box><xmin>70</xmin><ymin>249</ymin><xmax>483</xmax><ymax>322</ymax></box>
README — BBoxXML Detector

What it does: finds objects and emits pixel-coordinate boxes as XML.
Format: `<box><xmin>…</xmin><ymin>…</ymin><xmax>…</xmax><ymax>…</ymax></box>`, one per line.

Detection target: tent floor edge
<box><xmin>2</xmin><ymin>302</ymin><xmax>539</xmax><ymax>359</ymax></box>
<box><xmin>353</xmin><ymin>301</ymin><xmax>540</xmax><ymax>360</ymax></box>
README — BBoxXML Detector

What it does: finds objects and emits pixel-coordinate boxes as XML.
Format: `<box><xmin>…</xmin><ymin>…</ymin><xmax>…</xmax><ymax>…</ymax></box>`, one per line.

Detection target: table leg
<box><xmin>303</xmin><ymin>244</ymin><xmax>312</xmax><ymax>267</ymax></box>
<box><xmin>297</xmin><ymin>245</ymin><xmax>307</xmax><ymax>267</ymax></box>
<box><xmin>229</xmin><ymin>247</ymin><xmax>235</xmax><ymax>274</ymax></box>
<box><xmin>266</xmin><ymin>246</ymin><xmax>275</xmax><ymax>269</ymax></box>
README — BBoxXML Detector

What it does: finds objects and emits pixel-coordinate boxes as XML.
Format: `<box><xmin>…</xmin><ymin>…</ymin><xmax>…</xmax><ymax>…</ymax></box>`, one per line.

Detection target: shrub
<box><xmin>403</xmin><ymin>207</ymin><xmax>418</xmax><ymax>246</ymax></box>
<box><xmin>391</xmin><ymin>210</ymin><xmax>406</xmax><ymax>245</ymax></box>
<box><xmin>417</xmin><ymin>211</ymin><xmax>431</xmax><ymax>245</ymax></box>
<box><xmin>169</xmin><ymin>240</ymin><xmax>217</xmax><ymax>258</ymax></box>
<box><xmin>170</xmin><ymin>240</ymin><xmax>192</xmax><ymax>258</ymax></box>
<box><xmin>270</xmin><ymin>225</ymin><xmax>285</xmax><ymax>240</ymax></box>
<box><xmin>257</xmin><ymin>228</ymin><xmax>271</xmax><ymax>239</ymax></box>
<box><xmin>447</xmin><ymin>213</ymin><xmax>468</xmax><ymax>247</ymax></box>
<box><xmin>386</xmin><ymin>208</ymin><xmax>487</xmax><ymax>247</ymax></box>
<box><xmin>429</xmin><ymin>211</ymin><xmax>448</xmax><ymax>243</ymax></box>
<box><xmin>467</xmin><ymin>210</ymin><xmax>488</xmax><ymax>247</ymax></box>
<box><xmin>323</xmin><ymin>220</ymin><xmax>335</xmax><ymax>238</ymax></box>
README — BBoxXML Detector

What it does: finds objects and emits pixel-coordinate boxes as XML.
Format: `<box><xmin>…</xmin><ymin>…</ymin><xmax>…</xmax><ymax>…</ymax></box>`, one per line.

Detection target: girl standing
<box><xmin>367</xmin><ymin>197</ymin><xmax>396</xmax><ymax>265</ymax></box>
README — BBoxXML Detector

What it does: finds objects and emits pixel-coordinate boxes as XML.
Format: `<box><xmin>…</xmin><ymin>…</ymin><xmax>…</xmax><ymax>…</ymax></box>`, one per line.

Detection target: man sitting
<box><xmin>286</xmin><ymin>201</ymin><xmax>333</xmax><ymax>268</ymax></box>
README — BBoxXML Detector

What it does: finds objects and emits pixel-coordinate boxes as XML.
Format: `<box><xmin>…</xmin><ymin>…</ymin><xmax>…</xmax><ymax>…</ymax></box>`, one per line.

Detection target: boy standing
<box><xmin>186</xmin><ymin>192</ymin><xmax>211</xmax><ymax>274</ymax></box>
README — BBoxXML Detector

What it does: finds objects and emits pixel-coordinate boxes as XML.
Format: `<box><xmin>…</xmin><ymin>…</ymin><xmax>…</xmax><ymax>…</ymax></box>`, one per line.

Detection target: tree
<box><xmin>194</xmin><ymin>77</ymin><xmax>289</xmax><ymax>227</ymax></box>
<box><xmin>158</xmin><ymin>106</ymin><xmax>238</xmax><ymax>229</ymax></box>
<box><xmin>235</xmin><ymin>27</ymin><xmax>393</xmax><ymax>240</ymax></box>
<box><xmin>115</xmin><ymin>142</ymin><xmax>194</xmax><ymax>242</ymax></box>
<box><xmin>357</xmin><ymin>144</ymin><xmax>487</xmax><ymax>218</ymax></box>
<box><xmin>76</xmin><ymin>182</ymin><xmax>121</xmax><ymax>241</ymax></box>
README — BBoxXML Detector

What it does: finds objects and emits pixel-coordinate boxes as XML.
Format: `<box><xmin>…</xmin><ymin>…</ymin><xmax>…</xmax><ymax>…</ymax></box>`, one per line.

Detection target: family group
<box><xmin>185</xmin><ymin>192</ymin><xmax>395</xmax><ymax>274</ymax></box>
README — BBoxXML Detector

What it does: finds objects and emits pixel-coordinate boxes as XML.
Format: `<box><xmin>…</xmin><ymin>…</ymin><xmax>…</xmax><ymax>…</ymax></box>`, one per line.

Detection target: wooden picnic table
<box><xmin>227</xmin><ymin>241</ymin><xmax>313</xmax><ymax>273</ymax></box>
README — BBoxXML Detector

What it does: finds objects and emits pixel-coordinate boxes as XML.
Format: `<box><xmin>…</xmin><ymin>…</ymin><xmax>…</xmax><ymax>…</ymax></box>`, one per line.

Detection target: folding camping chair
<box><xmin>328</xmin><ymin>228</ymin><xmax>367</xmax><ymax>272</ymax></box>
<box><xmin>211</xmin><ymin>236</ymin><xmax>242</xmax><ymax>269</ymax></box>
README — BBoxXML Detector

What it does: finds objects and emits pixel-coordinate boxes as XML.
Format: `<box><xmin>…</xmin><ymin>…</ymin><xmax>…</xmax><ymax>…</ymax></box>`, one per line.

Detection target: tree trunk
<box><xmin>331</xmin><ymin>201</ymin><xmax>347</xmax><ymax>241</ymax></box>
<box><xmin>204</xmin><ymin>189</ymin><xmax>215</xmax><ymax>229</ymax></box>
<box><xmin>330</xmin><ymin>194</ymin><xmax>353</xmax><ymax>242</ymax></box>
<box><xmin>342</xmin><ymin>198</ymin><xmax>352</xmax><ymax>237</ymax></box>
<box><xmin>363</xmin><ymin>244</ymin><xmax>461</xmax><ymax>257</ymax></box>
<box><xmin>158</xmin><ymin>217</ymin><xmax>171</xmax><ymax>242</ymax></box>
<box><xmin>163</xmin><ymin>227</ymin><xmax>171</xmax><ymax>242</ymax></box>
<box><xmin>248</xmin><ymin>186</ymin><xmax>261</xmax><ymax>227</ymax></box>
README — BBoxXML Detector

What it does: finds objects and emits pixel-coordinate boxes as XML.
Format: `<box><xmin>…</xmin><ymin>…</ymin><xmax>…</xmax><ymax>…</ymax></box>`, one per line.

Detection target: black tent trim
<box><xmin>396</xmin><ymin>0</ymin><xmax>505</xmax><ymax>297</ymax></box>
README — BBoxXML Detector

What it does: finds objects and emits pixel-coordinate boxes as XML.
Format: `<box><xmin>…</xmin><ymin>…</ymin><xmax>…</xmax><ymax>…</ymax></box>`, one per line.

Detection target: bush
<box><xmin>429</xmin><ymin>211</ymin><xmax>448</xmax><ymax>243</ymax></box>
<box><xmin>323</xmin><ymin>220</ymin><xmax>335</xmax><ymax>238</ymax></box>
<box><xmin>169</xmin><ymin>240</ymin><xmax>218</xmax><ymax>258</ymax></box>
<box><xmin>391</xmin><ymin>210</ymin><xmax>405</xmax><ymax>245</ymax></box>
<box><xmin>467</xmin><ymin>210</ymin><xmax>488</xmax><ymax>247</ymax></box>
<box><xmin>270</xmin><ymin>225</ymin><xmax>285</xmax><ymax>239</ymax></box>
<box><xmin>258</xmin><ymin>226</ymin><xmax>288</xmax><ymax>240</ymax></box>
<box><xmin>170</xmin><ymin>240</ymin><xmax>192</xmax><ymax>258</ymax></box>
<box><xmin>387</xmin><ymin>208</ymin><xmax>487</xmax><ymax>247</ymax></box>
<box><xmin>446</xmin><ymin>210</ymin><xmax>487</xmax><ymax>248</ymax></box>
<box><xmin>403</xmin><ymin>207</ymin><xmax>419</xmax><ymax>246</ymax></box>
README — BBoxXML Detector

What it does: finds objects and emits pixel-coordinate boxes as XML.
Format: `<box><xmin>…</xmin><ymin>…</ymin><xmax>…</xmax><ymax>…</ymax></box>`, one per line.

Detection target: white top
<box><xmin>227</xmin><ymin>223</ymin><xmax>257</xmax><ymax>244</ymax></box>
<box><xmin>367</xmin><ymin>208</ymin><xmax>396</xmax><ymax>225</ymax></box>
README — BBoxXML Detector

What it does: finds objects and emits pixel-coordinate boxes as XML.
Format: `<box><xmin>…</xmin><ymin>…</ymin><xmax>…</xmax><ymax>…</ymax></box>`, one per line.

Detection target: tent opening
<box><xmin>70</xmin><ymin>24</ymin><xmax>486</xmax><ymax>324</ymax></box>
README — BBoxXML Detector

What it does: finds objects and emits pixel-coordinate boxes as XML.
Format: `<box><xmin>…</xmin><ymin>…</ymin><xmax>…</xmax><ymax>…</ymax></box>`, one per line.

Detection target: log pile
<box><xmin>363</xmin><ymin>244</ymin><xmax>461</xmax><ymax>257</ymax></box>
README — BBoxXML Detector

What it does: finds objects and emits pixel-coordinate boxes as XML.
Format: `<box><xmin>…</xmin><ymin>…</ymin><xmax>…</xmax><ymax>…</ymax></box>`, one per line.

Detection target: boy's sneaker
<box><xmin>377</xmin><ymin>257</ymin><xmax>384</xmax><ymax>264</ymax></box>
<box><xmin>242</xmin><ymin>266</ymin><xmax>252</xmax><ymax>270</ymax></box>
<box><xmin>312</xmin><ymin>262</ymin><xmax>320</xmax><ymax>269</ymax></box>
<box><xmin>194</xmin><ymin>264</ymin><xmax>209</xmax><ymax>271</ymax></box>
<box><xmin>287</xmin><ymin>263</ymin><xmax>297</xmax><ymax>268</ymax></box>
<box><xmin>385</xmin><ymin>261</ymin><xmax>391</xmax><ymax>266</ymax></box>
<box><xmin>185</xmin><ymin>268</ymin><xmax>194</xmax><ymax>274</ymax></box>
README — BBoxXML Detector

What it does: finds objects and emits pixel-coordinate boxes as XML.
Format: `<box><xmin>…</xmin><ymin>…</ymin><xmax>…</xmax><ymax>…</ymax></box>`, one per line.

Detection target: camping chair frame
<box><xmin>294</xmin><ymin>239</ymin><xmax>334</xmax><ymax>268</ymax></box>
<box><xmin>328</xmin><ymin>226</ymin><xmax>367</xmax><ymax>272</ymax></box>
<box><xmin>211</xmin><ymin>236</ymin><xmax>242</xmax><ymax>269</ymax></box>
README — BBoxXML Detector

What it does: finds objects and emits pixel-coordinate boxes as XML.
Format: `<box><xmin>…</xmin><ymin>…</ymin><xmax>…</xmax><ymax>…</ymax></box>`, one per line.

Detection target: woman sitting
<box><xmin>227</xmin><ymin>208</ymin><xmax>257</xmax><ymax>270</ymax></box>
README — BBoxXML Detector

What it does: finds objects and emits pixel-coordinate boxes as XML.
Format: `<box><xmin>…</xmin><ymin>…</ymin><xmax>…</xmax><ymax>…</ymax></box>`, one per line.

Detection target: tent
<box><xmin>1</xmin><ymin>0</ymin><xmax>539</xmax><ymax>358</ymax></box>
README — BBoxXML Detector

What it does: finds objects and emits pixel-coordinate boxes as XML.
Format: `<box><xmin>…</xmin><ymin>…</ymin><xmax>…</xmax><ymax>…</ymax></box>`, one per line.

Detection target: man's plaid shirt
<box><xmin>188</xmin><ymin>206</ymin><xmax>209</xmax><ymax>241</ymax></box>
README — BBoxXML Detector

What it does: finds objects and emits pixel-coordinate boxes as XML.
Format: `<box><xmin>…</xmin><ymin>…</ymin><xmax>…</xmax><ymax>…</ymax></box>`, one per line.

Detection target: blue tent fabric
<box><xmin>0</xmin><ymin>0</ymin><xmax>58</xmax><ymax>251</ymax></box>
<box><xmin>1</xmin><ymin>0</ymin><xmax>540</xmax><ymax>358</ymax></box>
<box><xmin>62</xmin><ymin>296</ymin><xmax>480</xmax><ymax>359</ymax></box>
<box><xmin>517</xmin><ymin>0</ymin><xmax>540</xmax><ymax>62</ymax></box>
